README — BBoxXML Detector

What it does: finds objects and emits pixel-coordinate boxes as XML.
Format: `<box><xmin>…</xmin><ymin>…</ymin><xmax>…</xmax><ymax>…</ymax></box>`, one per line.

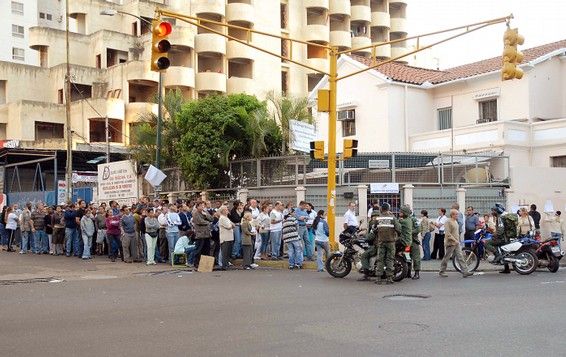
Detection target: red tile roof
<box><xmin>349</xmin><ymin>39</ymin><xmax>566</xmax><ymax>85</ymax></box>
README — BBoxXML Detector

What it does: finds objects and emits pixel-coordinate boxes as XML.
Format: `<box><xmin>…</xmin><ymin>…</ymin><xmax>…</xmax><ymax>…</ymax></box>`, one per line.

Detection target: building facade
<box><xmin>309</xmin><ymin>39</ymin><xmax>566</xmax><ymax>228</ymax></box>
<box><xmin>0</xmin><ymin>0</ymin><xmax>409</xmax><ymax>150</ymax></box>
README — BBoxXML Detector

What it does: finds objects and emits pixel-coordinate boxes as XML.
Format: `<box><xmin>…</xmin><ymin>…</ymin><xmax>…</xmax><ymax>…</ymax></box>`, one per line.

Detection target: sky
<box><xmin>406</xmin><ymin>0</ymin><xmax>566</xmax><ymax>69</ymax></box>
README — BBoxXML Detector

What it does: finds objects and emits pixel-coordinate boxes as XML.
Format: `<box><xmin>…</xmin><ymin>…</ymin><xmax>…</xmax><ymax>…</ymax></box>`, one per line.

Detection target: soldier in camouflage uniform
<box><xmin>357</xmin><ymin>210</ymin><xmax>380</xmax><ymax>281</ymax></box>
<box><xmin>401</xmin><ymin>206</ymin><xmax>421</xmax><ymax>280</ymax></box>
<box><xmin>375</xmin><ymin>203</ymin><xmax>401</xmax><ymax>285</ymax></box>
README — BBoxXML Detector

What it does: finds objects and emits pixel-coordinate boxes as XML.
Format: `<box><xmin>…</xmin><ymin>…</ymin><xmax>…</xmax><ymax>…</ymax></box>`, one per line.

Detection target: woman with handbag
<box><xmin>144</xmin><ymin>209</ymin><xmax>160</xmax><ymax>265</ymax></box>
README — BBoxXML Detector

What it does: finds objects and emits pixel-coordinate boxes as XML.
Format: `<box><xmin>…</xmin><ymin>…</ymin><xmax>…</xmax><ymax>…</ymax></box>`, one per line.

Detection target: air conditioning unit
<box><xmin>338</xmin><ymin>110</ymin><xmax>355</xmax><ymax>121</ymax></box>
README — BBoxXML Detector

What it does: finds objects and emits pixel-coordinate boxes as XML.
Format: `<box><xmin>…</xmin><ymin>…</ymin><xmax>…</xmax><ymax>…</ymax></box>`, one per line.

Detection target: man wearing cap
<box><xmin>357</xmin><ymin>209</ymin><xmax>381</xmax><ymax>281</ymax></box>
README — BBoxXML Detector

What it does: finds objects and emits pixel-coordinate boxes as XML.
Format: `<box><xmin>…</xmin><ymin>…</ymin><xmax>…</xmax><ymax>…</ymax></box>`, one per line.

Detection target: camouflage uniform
<box><xmin>410</xmin><ymin>216</ymin><xmax>421</xmax><ymax>272</ymax></box>
<box><xmin>375</xmin><ymin>211</ymin><xmax>400</xmax><ymax>284</ymax></box>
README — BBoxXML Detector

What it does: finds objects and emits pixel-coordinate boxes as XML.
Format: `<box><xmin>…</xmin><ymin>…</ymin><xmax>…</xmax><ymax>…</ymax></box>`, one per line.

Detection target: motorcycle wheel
<box><xmin>547</xmin><ymin>254</ymin><xmax>559</xmax><ymax>273</ymax></box>
<box><xmin>453</xmin><ymin>248</ymin><xmax>480</xmax><ymax>273</ymax></box>
<box><xmin>512</xmin><ymin>250</ymin><xmax>538</xmax><ymax>275</ymax></box>
<box><xmin>325</xmin><ymin>255</ymin><xmax>352</xmax><ymax>278</ymax></box>
<box><xmin>392</xmin><ymin>256</ymin><xmax>408</xmax><ymax>282</ymax></box>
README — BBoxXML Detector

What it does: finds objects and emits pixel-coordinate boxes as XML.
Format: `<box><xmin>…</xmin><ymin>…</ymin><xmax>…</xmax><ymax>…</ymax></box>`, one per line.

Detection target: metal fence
<box><xmin>229</xmin><ymin>152</ymin><xmax>510</xmax><ymax>188</ymax></box>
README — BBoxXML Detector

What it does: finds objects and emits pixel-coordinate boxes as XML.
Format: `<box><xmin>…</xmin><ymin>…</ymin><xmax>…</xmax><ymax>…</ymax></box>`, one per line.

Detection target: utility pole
<box><xmin>105</xmin><ymin>115</ymin><xmax>110</xmax><ymax>163</ymax></box>
<box><xmin>326</xmin><ymin>48</ymin><xmax>338</xmax><ymax>250</ymax></box>
<box><xmin>65</xmin><ymin>0</ymin><xmax>72</xmax><ymax>202</ymax></box>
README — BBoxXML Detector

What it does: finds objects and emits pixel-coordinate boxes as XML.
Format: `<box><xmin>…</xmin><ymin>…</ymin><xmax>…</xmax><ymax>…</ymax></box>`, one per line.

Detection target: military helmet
<box><xmin>380</xmin><ymin>202</ymin><xmax>391</xmax><ymax>211</ymax></box>
<box><xmin>400</xmin><ymin>204</ymin><xmax>412</xmax><ymax>217</ymax></box>
<box><xmin>491</xmin><ymin>203</ymin><xmax>505</xmax><ymax>215</ymax></box>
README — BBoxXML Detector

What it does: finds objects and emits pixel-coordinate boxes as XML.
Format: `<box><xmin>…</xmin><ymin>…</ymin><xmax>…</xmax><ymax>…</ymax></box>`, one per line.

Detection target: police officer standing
<box><xmin>374</xmin><ymin>203</ymin><xmax>400</xmax><ymax>285</ymax></box>
<box><xmin>404</xmin><ymin>206</ymin><xmax>421</xmax><ymax>280</ymax></box>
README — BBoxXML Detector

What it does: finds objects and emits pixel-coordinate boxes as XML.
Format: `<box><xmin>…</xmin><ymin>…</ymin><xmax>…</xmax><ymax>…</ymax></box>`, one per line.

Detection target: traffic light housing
<box><xmin>501</xmin><ymin>27</ymin><xmax>524</xmax><ymax>81</ymax></box>
<box><xmin>343</xmin><ymin>139</ymin><xmax>358</xmax><ymax>159</ymax></box>
<box><xmin>310</xmin><ymin>141</ymin><xmax>325</xmax><ymax>160</ymax></box>
<box><xmin>151</xmin><ymin>20</ymin><xmax>172</xmax><ymax>72</ymax></box>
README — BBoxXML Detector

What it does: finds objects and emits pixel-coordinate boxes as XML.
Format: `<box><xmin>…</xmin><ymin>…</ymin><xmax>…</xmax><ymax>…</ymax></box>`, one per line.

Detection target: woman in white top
<box><xmin>5</xmin><ymin>207</ymin><xmax>19</xmax><ymax>252</ymax></box>
<box><xmin>517</xmin><ymin>207</ymin><xmax>535</xmax><ymax>236</ymax></box>
<box><xmin>218</xmin><ymin>205</ymin><xmax>235</xmax><ymax>270</ymax></box>
<box><xmin>544</xmin><ymin>211</ymin><xmax>563</xmax><ymax>244</ymax></box>
<box><xmin>256</xmin><ymin>203</ymin><xmax>272</xmax><ymax>260</ymax></box>
<box><xmin>431</xmin><ymin>208</ymin><xmax>448</xmax><ymax>260</ymax></box>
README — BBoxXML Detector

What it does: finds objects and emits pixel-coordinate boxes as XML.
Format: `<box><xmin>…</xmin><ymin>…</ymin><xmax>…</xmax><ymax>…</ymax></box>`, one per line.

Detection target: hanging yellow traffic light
<box><xmin>343</xmin><ymin>139</ymin><xmax>358</xmax><ymax>159</ymax></box>
<box><xmin>310</xmin><ymin>141</ymin><xmax>325</xmax><ymax>160</ymax></box>
<box><xmin>501</xmin><ymin>27</ymin><xmax>524</xmax><ymax>80</ymax></box>
<box><xmin>151</xmin><ymin>20</ymin><xmax>172</xmax><ymax>72</ymax></box>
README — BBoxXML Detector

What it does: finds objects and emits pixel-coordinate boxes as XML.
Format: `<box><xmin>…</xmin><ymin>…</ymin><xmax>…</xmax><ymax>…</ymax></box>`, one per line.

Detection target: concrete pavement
<box><xmin>1</xmin><ymin>260</ymin><xmax>566</xmax><ymax>357</ymax></box>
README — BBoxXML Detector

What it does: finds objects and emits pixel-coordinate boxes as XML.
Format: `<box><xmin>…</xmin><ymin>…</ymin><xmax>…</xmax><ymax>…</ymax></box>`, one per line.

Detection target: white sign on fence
<box><xmin>57</xmin><ymin>180</ymin><xmax>67</xmax><ymax>205</ymax></box>
<box><xmin>289</xmin><ymin>119</ymin><xmax>316</xmax><ymax>153</ymax></box>
<box><xmin>368</xmin><ymin>160</ymin><xmax>390</xmax><ymax>169</ymax></box>
<box><xmin>97</xmin><ymin>160</ymin><xmax>138</xmax><ymax>204</ymax></box>
<box><xmin>370</xmin><ymin>183</ymin><xmax>400</xmax><ymax>194</ymax></box>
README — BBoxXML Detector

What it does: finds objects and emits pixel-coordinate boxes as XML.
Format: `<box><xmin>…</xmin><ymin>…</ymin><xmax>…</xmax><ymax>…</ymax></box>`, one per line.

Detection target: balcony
<box><xmin>195</xmin><ymin>33</ymin><xmax>226</xmax><ymax>54</ymax></box>
<box><xmin>169</xmin><ymin>26</ymin><xmax>195</xmax><ymax>49</ymax></box>
<box><xmin>390</xmin><ymin>17</ymin><xmax>408</xmax><ymax>34</ymax></box>
<box><xmin>227</xmin><ymin>40</ymin><xmax>255</xmax><ymax>61</ymax></box>
<box><xmin>193</xmin><ymin>0</ymin><xmax>225</xmax><ymax>17</ymax></box>
<box><xmin>391</xmin><ymin>46</ymin><xmax>408</xmax><ymax>60</ymax></box>
<box><xmin>330</xmin><ymin>30</ymin><xmax>351</xmax><ymax>49</ymax></box>
<box><xmin>226</xmin><ymin>2</ymin><xmax>255</xmax><ymax>25</ymax></box>
<box><xmin>304</xmin><ymin>0</ymin><xmax>329</xmax><ymax>9</ymax></box>
<box><xmin>163</xmin><ymin>67</ymin><xmax>195</xmax><ymax>89</ymax></box>
<box><xmin>196</xmin><ymin>72</ymin><xmax>227</xmax><ymax>93</ymax></box>
<box><xmin>28</xmin><ymin>27</ymin><xmax>52</xmax><ymax>49</ymax></box>
<box><xmin>306</xmin><ymin>58</ymin><xmax>329</xmax><ymax>74</ymax></box>
<box><xmin>351</xmin><ymin>5</ymin><xmax>371</xmax><ymax>22</ymax></box>
<box><xmin>373</xmin><ymin>43</ymin><xmax>391</xmax><ymax>58</ymax></box>
<box><xmin>351</xmin><ymin>36</ymin><xmax>372</xmax><ymax>54</ymax></box>
<box><xmin>329</xmin><ymin>0</ymin><xmax>350</xmax><ymax>16</ymax></box>
<box><xmin>304</xmin><ymin>25</ymin><xmax>330</xmax><ymax>43</ymax></box>
<box><xmin>371</xmin><ymin>11</ymin><xmax>390</xmax><ymax>28</ymax></box>
<box><xmin>125</xmin><ymin>102</ymin><xmax>158</xmax><ymax>124</ymax></box>
<box><xmin>389</xmin><ymin>0</ymin><xmax>408</xmax><ymax>5</ymax></box>
<box><xmin>227</xmin><ymin>77</ymin><xmax>254</xmax><ymax>94</ymax></box>
<box><xmin>126</xmin><ymin>61</ymin><xmax>159</xmax><ymax>83</ymax></box>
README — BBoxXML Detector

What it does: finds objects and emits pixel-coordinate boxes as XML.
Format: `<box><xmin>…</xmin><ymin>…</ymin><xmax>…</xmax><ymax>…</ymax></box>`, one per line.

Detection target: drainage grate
<box><xmin>383</xmin><ymin>294</ymin><xmax>430</xmax><ymax>301</ymax></box>
<box><xmin>0</xmin><ymin>277</ymin><xmax>63</xmax><ymax>286</ymax></box>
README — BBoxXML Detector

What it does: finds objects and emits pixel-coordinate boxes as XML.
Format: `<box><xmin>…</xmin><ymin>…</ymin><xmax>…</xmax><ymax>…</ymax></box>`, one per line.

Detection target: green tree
<box><xmin>176</xmin><ymin>94</ymin><xmax>281</xmax><ymax>189</ymax></box>
<box><xmin>129</xmin><ymin>89</ymin><xmax>184</xmax><ymax>167</ymax></box>
<box><xmin>266</xmin><ymin>91</ymin><xmax>313</xmax><ymax>154</ymax></box>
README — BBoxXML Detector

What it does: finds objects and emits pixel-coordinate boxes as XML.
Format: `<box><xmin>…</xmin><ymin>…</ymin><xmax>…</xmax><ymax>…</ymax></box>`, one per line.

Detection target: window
<box><xmin>280</xmin><ymin>3</ymin><xmax>288</xmax><ymax>29</ymax></box>
<box><xmin>437</xmin><ymin>107</ymin><xmax>452</xmax><ymax>130</ymax></box>
<box><xmin>478</xmin><ymin>99</ymin><xmax>497</xmax><ymax>123</ymax></box>
<box><xmin>46</xmin><ymin>14</ymin><xmax>52</xmax><ymax>20</ymax></box>
<box><xmin>12</xmin><ymin>25</ymin><xmax>24</xmax><ymax>38</ymax></box>
<box><xmin>339</xmin><ymin>109</ymin><xmax>356</xmax><ymax>137</ymax></box>
<box><xmin>35</xmin><ymin>122</ymin><xmax>64</xmax><ymax>140</ymax></box>
<box><xmin>11</xmin><ymin>1</ymin><xmax>23</xmax><ymax>15</ymax></box>
<box><xmin>12</xmin><ymin>47</ymin><xmax>24</xmax><ymax>61</ymax></box>
<box><xmin>39</xmin><ymin>12</ymin><xmax>45</xmax><ymax>19</ymax></box>
<box><xmin>551</xmin><ymin>156</ymin><xmax>566</xmax><ymax>168</ymax></box>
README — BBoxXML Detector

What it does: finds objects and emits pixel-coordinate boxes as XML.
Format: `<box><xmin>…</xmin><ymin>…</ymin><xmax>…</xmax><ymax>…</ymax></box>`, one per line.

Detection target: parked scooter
<box><xmin>534</xmin><ymin>236</ymin><xmax>564</xmax><ymax>272</ymax></box>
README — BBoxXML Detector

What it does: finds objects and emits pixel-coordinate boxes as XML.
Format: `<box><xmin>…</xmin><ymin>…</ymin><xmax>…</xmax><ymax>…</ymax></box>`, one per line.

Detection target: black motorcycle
<box><xmin>325</xmin><ymin>229</ymin><xmax>409</xmax><ymax>281</ymax></box>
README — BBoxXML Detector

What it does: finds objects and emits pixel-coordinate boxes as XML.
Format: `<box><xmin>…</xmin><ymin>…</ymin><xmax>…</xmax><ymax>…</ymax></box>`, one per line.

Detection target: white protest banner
<box><xmin>289</xmin><ymin>120</ymin><xmax>316</xmax><ymax>153</ymax></box>
<box><xmin>97</xmin><ymin>160</ymin><xmax>139</xmax><ymax>204</ymax></box>
<box><xmin>370</xmin><ymin>183</ymin><xmax>400</xmax><ymax>194</ymax></box>
<box><xmin>144</xmin><ymin>165</ymin><xmax>167</xmax><ymax>188</ymax></box>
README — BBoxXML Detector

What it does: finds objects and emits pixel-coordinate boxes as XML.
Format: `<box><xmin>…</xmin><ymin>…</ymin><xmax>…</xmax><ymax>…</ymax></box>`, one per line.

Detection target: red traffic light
<box><xmin>153</xmin><ymin>21</ymin><xmax>172</xmax><ymax>37</ymax></box>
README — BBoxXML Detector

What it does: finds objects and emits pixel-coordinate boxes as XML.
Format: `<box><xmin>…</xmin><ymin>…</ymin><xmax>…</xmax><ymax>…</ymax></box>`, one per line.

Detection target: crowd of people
<box><xmin>0</xmin><ymin>197</ymin><xmax>330</xmax><ymax>272</ymax></box>
<box><xmin>1</xmin><ymin>196</ymin><xmax>563</xmax><ymax>277</ymax></box>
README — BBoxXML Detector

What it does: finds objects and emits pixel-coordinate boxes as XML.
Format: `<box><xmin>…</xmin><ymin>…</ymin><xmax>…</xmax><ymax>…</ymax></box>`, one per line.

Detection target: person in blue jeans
<box><xmin>229</xmin><ymin>201</ymin><xmax>244</xmax><ymax>259</ymax></box>
<box><xmin>313</xmin><ymin>210</ymin><xmax>330</xmax><ymax>272</ymax></box>
<box><xmin>420</xmin><ymin>209</ymin><xmax>432</xmax><ymax>261</ymax></box>
<box><xmin>282</xmin><ymin>209</ymin><xmax>303</xmax><ymax>269</ymax></box>
<box><xmin>64</xmin><ymin>204</ymin><xmax>80</xmax><ymax>257</ymax></box>
<box><xmin>294</xmin><ymin>201</ymin><xmax>312</xmax><ymax>260</ymax></box>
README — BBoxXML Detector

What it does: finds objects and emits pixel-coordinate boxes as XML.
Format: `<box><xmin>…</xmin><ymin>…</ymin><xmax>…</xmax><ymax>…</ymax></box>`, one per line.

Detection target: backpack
<box><xmin>502</xmin><ymin>213</ymin><xmax>518</xmax><ymax>240</ymax></box>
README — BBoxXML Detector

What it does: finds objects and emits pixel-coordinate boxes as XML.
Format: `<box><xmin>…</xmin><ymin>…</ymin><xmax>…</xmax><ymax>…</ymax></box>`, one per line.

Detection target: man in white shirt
<box><xmin>269</xmin><ymin>201</ymin><xmax>284</xmax><ymax>260</ymax></box>
<box><xmin>343</xmin><ymin>202</ymin><xmax>359</xmax><ymax>234</ymax></box>
<box><xmin>432</xmin><ymin>208</ymin><xmax>448</xmax><ymax>259</ymax></box>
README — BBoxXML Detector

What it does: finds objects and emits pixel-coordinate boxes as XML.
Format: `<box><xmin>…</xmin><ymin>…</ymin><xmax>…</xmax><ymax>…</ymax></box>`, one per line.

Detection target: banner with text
<box><xmin>97</xmin><ymin>160</ymin><xmax>138</xmax><ymax>204</ymax></box>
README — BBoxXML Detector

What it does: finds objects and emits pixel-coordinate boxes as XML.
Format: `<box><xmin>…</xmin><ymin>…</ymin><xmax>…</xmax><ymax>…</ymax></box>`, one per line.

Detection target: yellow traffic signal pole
<box><xmin>156</xmin><ymin>9</ymin><xmax>513</xmax><ymax>251</ymax></box>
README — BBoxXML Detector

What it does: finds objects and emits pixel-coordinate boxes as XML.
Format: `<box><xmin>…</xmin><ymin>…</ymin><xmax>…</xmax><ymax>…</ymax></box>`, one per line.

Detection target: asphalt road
<box><xmin>2</xmin><ymin>266</ymin><xmax>566</xmax><ymax>357</ymax></box>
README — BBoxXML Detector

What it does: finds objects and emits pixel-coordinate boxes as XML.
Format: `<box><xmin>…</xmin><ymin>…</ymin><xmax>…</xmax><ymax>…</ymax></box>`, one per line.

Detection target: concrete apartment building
<box><xmin>309</xmin><ymin>39</ymin><xmax>566</xmax><ymax>225</ymax></box>
<box><xmin>0</xmin><ymin>0</ymin><xmax>409</xmax><ymax>151</ymax></box>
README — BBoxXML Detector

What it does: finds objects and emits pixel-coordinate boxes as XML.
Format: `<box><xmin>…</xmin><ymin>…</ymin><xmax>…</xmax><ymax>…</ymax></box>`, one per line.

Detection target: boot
<box><xmin>499</xmin><ymin>264</ymin><xmax>511</xmax><ymax>274</ymax></box>
<box><xmin>375</xmin><ymin>278</ymin><xmax>384</xmax><ymax>285</ymax></box>
<box><xmin>385</xmin><ymin>277</ymin><xmax>394</xmax><ymax>285</ymax></box>
<box><xmin>407</xmin><ymin>266</ymin><xmax>412</xmax><ymax>279</ymax></box>
<box><xmin>412</xmin><ymin>271</ymin><xmax>420</xmax><ymax>280</ymax></box>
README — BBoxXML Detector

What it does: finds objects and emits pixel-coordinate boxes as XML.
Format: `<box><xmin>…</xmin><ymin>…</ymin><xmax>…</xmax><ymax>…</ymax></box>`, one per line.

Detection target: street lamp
<box><xmin>100</xmin><ymin>9</ymin><xmax>164</xmax><ymax>172</ymax></box>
